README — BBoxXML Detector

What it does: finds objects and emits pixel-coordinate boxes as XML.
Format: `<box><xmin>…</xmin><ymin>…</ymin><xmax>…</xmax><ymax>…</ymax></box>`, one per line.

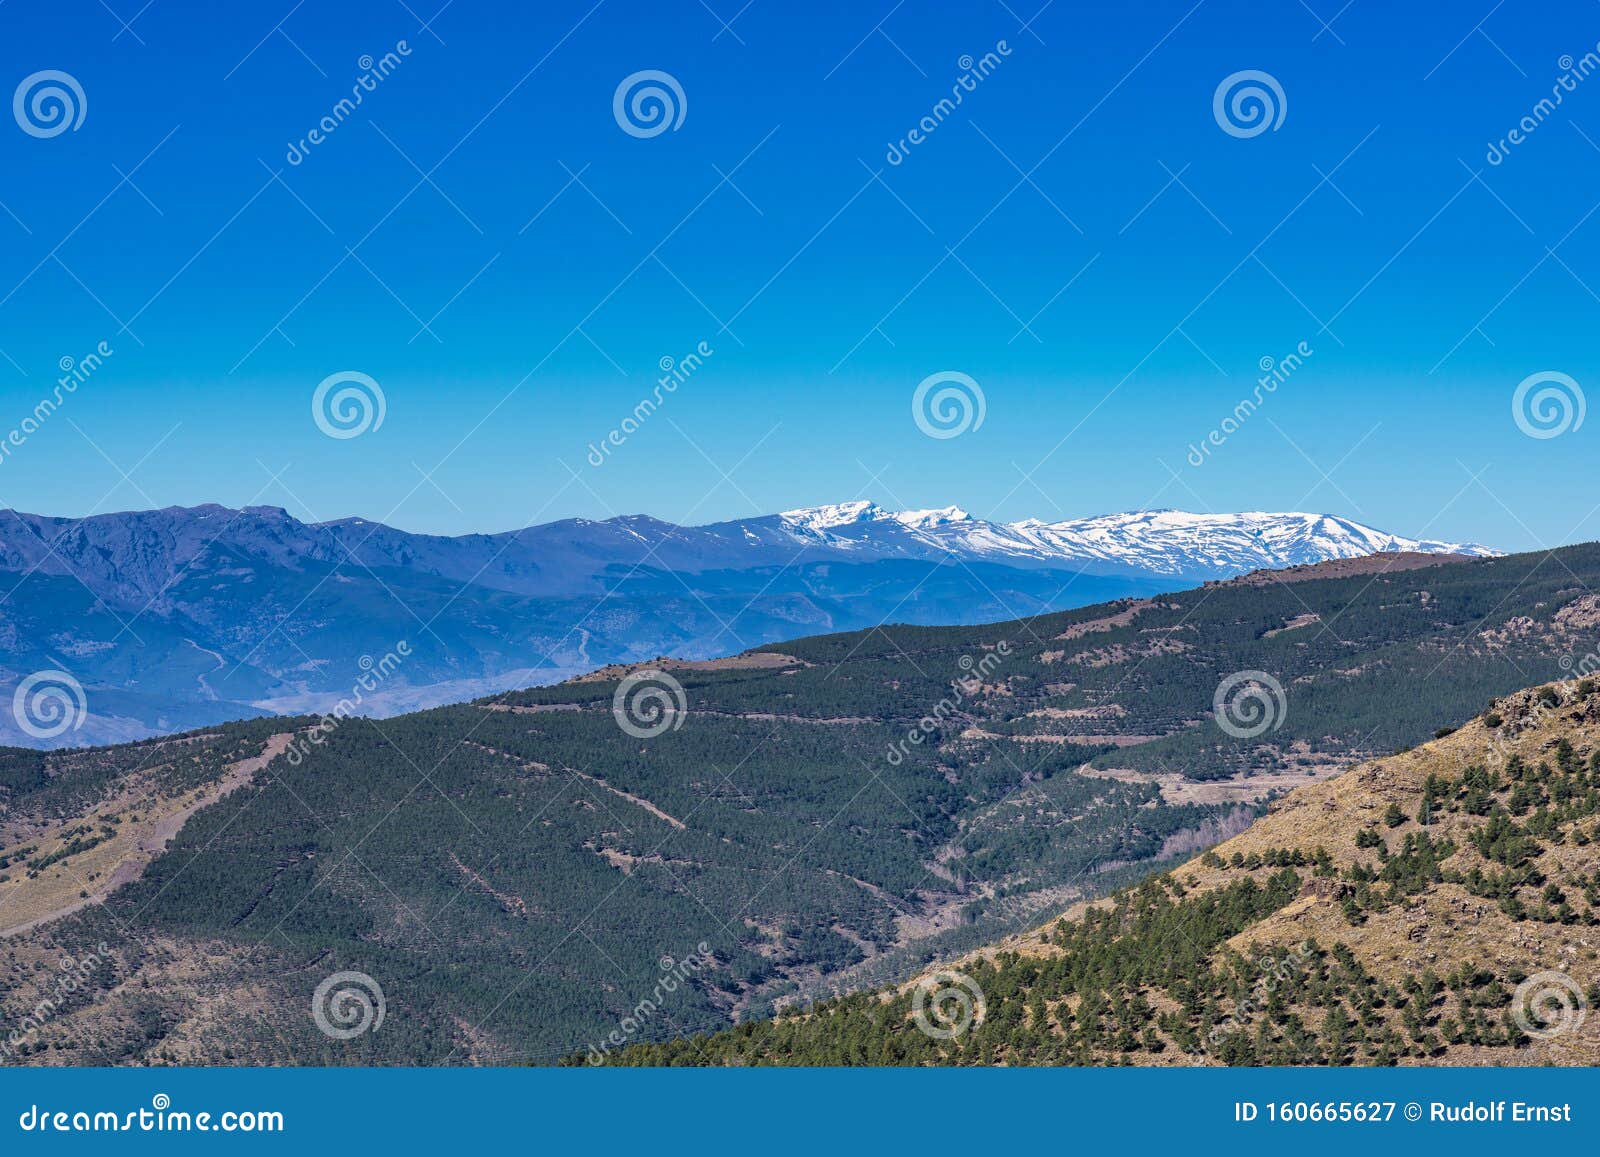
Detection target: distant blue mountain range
<box><xmin>0</xmin><ymin>503</ymin><xmax>1491</xmax><ymax>746</ymax></box>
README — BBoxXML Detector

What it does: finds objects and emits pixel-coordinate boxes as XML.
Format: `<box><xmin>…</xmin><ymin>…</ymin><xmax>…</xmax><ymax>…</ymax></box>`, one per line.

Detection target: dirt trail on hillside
<box><xmin>0</xmin><ymin>733</ymin><xmax>293</xmax><ymax>938</ymax></box>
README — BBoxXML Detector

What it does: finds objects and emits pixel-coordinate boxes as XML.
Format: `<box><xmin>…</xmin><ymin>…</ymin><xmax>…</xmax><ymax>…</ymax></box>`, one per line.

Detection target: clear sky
<box><xmin>0</xmin><ymin>0</ymin><xmax>1597</xmax><ymax>551</ymax></box>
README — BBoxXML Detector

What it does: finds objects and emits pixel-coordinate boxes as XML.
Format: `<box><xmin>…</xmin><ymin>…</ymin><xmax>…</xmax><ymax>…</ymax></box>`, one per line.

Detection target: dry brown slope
<box><xmin>0</xmin><ymin>734</ymin><xmax>293</xmax><ymax>938</ymax></box>
<box><xmin>932</xmin><ymin>679</ymin><xmax>1600</xmax><ymax>1064</ymax></box>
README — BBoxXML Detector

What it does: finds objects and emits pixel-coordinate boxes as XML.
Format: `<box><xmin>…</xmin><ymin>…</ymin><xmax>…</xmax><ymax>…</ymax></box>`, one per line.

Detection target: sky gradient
<box><xmin>1</xmin><ymin>0</ymin><xmax>1598</xmax><ymax>551</ymax></box>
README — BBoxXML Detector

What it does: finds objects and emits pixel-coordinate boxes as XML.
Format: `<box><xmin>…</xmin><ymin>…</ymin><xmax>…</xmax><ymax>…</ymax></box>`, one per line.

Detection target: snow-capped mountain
<box><xmin>745</xmin><ymin>502</ymin><xmax>1492</xmax><ymax>578</ymax></box>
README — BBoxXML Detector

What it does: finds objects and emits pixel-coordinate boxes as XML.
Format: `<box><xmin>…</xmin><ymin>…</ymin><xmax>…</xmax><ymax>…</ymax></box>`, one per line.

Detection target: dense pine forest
<box><xmin>597</xmin><ymin>682</ymin><xmax>1600</xmax><ymax>1066</ymax></box>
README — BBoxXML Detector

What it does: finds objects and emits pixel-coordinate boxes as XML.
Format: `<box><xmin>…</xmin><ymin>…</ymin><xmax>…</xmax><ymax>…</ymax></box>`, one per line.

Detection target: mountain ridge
<box><xmin>0</xmin><ymin>502</ymin><xmax>1495</xmax><ymax>747</ymax></box>
<box><xmin>0</xmin><ymin>502</ymin><xmax>1495</xmax><ymax>589</ymax></box>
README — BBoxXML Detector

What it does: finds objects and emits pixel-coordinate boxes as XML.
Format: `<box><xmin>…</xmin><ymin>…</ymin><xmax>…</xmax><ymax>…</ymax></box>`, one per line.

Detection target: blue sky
<box><xmin>0</xmin><ymin>0</ymin><xmax>1598</xmax><ymax>551</ymax></box>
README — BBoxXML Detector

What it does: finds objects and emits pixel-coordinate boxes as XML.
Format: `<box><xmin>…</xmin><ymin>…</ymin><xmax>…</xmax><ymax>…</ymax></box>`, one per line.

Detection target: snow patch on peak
<box><xmin>893</xmin><ymin>506</ymin><xmax>973</xmax><ymax>529</ymax></box>
<box><xmin>989</xmin><ymin>509</ymin><xmax>1495</xmax><ymax>576</ymax></box>
<box><xmin>778</xmin><ymin>501</ymin><xmax>889</xmax><ymax>533</ymax></box>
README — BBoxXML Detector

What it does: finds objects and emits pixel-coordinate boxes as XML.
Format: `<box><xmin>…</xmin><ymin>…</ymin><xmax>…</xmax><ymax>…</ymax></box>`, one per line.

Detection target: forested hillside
<box><xmin>600</xmin><ymin>679</ymin><xmax>1600</xmax><ymax>1066</ymax></box>
<box><xmin>1</xmin><ymin>544</ymin><xmax>1597</xmax><ymax>1066</ymax></box>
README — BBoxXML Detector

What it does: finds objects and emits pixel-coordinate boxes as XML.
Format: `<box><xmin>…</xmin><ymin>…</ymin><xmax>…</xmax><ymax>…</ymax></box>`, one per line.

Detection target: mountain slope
<box><xmin>0</xmin><ymin>543</ymin><xmax>1586</xmax><ymax>1067</ymax></box>
<box><xmin>599</xmin><ymin>679</ymin><xmax>1600</xmax><ymax>1066</ymax></box>
<box><xmin>0</xmin><ymin>503</ymin><xmax>1487</xmax><ymax>747</ymax></box>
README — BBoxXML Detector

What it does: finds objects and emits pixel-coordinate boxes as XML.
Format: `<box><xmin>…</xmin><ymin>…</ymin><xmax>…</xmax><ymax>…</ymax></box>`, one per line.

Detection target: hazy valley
<box><xmin>0</xmin><ymin>503</ymin><xmax>1488</xmax><ymax>747</ymax></box>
